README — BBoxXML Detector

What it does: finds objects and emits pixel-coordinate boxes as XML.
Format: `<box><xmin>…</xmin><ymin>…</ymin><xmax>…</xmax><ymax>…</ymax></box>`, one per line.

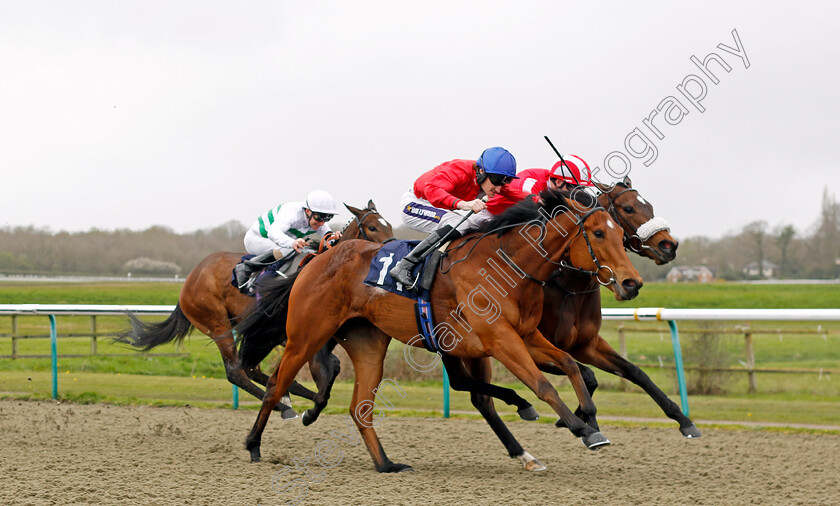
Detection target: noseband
<box><xmin>556</xmin><ymin>208</ymin><xmax>617</xmax><ymax>287</ymax></box>
<box><xmin>602</xmin><ymin>186</ymin><xmax>669</xmax><ymax>256</ymax></box>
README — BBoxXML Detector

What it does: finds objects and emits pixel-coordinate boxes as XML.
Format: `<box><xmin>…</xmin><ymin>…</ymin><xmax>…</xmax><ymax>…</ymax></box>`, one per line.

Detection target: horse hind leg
<box><xmin>211</xmin><ymin>328</ymin><xmax>297</xmax><ymax>419</ymax></box>
<box><xmin>456</xmin><ymin>356</ymin><xmax>546</xmax><ymax>472</ymax></box>
<box><xmin>339</xmin><ymin>326</ymin><xmax>412</xmax><ymax>473</ymax></box>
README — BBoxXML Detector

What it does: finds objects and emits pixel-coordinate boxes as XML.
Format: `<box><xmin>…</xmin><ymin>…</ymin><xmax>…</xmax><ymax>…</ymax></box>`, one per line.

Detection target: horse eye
<box><xmin>594</xmin><ymin>230</ymin><xmax>605</xmax><ymax>238</ymax></box>
<box><xmin>368</xmin><ymin>226</ymin><xmax>377</xmax><ymax>231</ymax></box>
<box><xmin>623</xmin><ymin>206</ymin><xmax>635</xmax><ymax>214</ymax></box>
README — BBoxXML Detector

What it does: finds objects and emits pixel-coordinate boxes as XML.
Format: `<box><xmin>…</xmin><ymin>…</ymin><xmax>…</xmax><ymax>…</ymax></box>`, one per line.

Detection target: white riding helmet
<box><xmin>305</xmin><ymin>190</ymin><xmax>337</xmax><ymax>214</ymax></box>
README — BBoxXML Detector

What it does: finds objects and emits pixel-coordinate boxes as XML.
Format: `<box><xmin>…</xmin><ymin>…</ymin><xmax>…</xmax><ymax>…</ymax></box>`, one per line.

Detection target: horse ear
<box><xmin>367</xmin><ymin>199</ymin><xmax>377</xmax><ymax>211</ymax></box>
<box><xmin>344</xmin><ymin>203</ymin><xmax>362</xmax><ymax>216</ymax></box>
<box><xmin>593</xmin><ymin>180</ymin><xmax>614</xmax><ymax>193</ymax></box>
<box><xmin>623</xmin><ymin>175</ymin><xmax>632</xmax><ymax>188</ymax></box>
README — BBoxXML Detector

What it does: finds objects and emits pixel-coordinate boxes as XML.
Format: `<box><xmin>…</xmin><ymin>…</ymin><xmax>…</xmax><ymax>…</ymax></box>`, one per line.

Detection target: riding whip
<box><xmin>543</xmin><ymin>135</ymin><xmax>581</xmax><ymax>185</ymax></box>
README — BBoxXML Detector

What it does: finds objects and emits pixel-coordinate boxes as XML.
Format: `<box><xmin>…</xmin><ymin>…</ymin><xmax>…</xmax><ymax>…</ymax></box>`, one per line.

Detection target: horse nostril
<box><xmin>659</xmin><ymin>240</ymin><xmax>674</xmax><ymax>253</ymax></box>
<box><xmin>622</xmin><ymin>279</ymin><xmax>639</xmax><ymax>292</ymax></box>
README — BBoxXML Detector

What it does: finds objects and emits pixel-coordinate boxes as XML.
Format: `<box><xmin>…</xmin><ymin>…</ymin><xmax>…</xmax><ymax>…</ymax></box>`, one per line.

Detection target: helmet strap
<box><xmin>475</xmin><ymin>165</ymin><xmax>487</xmax><ymax>184</ymax></box>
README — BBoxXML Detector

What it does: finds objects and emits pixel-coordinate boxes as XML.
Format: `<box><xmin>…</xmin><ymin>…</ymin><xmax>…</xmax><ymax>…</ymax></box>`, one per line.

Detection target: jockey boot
<box><xmin>235</xmin><ymin>250</ymin><xmax>278</xmax><ymax>289</ymax></box>
<box><xmin>388</xmin><ymin>225</ymin><xmax>455</xmax><ymax>289</ymax></box>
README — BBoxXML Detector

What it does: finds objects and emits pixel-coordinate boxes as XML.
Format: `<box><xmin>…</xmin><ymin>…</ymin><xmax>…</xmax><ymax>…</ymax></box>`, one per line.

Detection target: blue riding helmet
<box><xmin>476</xmin><ymin>147</ymin><xmax>518</xmax><ymax>178</ymax></box>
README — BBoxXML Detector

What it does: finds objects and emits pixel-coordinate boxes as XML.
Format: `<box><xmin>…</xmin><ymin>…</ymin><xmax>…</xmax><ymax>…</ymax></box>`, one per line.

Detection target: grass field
<box><xmin>0</xmin><ymin>280</ymin><xmax>838</xmax><ymax>429</ymax></box>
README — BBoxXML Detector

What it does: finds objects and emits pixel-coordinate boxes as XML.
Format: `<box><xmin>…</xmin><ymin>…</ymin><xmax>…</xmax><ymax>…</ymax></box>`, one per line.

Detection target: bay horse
<box><xmin>237</xmin><ymin>190</ymin><xmax>642</xmax><ymax>472</ymax></box>
<box><xmin>441</xmin><ymin>177</ymin><xmax>698</xmax><ymax>471</ymax></box>
<box><xmin>116</xmin><ymin>200</ymin><xmax>394</xmax><ymax>416</ymax></box>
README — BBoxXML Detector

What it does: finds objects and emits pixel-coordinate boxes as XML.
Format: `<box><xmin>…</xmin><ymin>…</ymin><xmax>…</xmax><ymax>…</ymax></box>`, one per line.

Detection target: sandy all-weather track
<box><xmin>1</xmin><ymin>400</ymin><xmax>838</xmax><ymax>505</ymax></box>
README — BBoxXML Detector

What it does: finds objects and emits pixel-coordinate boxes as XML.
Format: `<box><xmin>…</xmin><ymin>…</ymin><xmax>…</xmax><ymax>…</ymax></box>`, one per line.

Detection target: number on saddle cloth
<box><xmin>363</xmin><ymin>240</ymin><xmax>442</xmax><ymax>352</ymax></box>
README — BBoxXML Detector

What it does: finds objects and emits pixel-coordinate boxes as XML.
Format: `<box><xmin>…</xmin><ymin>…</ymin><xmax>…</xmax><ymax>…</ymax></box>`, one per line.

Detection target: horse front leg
<box><xmin>245</xmin><ymin>328</ymin><xmax>338</xmax><ymax>462</ymax></box>
<box><xmin>524</xmin><ymin>333</ymin><xmax>601</xmax><ymax>431</ymax></box>
<box><xmin>577</xmin><ymin>335</ymin><xmax>701</xmax><ymax>438</ymax></box>
<box><xmin>486</xmin><ymin>327</ymin><xmax>609</xmax><ymax>450</ymax></box>
<box><xmin>302</xmin><ymin>338</ymin><xmax>341</xmax><ymax>426</ymax></box>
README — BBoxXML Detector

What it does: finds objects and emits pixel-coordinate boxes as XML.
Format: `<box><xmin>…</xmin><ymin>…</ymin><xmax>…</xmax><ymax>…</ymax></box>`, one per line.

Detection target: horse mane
<box><xmin>473</xmin><ymin>189</ymin><xmax>599</xmax><ymax>236</ymax></box>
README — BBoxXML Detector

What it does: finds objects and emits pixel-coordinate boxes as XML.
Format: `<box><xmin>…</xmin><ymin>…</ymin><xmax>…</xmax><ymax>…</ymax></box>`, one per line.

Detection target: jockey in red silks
<box><xmin>389</xmin><ymin>147</ymin><xmax>529</xmax><ymax>288</ymax></box>
<box><xmin>485</xmin><ymin>154</ymin><xmax>596</xmax><ymax>215</ymax></box>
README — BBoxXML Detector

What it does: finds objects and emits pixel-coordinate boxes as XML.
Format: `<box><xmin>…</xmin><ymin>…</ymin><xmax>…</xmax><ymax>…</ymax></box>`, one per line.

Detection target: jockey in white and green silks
<box><xmin>243</xmin><ymin>190</ymin><xmax>340</xmax><ymax>262</ymax></box>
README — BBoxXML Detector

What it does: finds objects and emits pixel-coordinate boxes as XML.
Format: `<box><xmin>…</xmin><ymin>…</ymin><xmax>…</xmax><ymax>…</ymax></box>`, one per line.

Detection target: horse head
<box><xmin>546</xmin><ymin>190</ymin><xmax>643</xmax><ymax>301</ymax></box>
<box><xmin>342</xmin><ymin>200</ymin><xmax>395</xmax><ymax>244</ymax></box>
<box><xmin>595</xmin><ymin>176</ymin><xmax>678</xmax><ymax>265</ymax></box>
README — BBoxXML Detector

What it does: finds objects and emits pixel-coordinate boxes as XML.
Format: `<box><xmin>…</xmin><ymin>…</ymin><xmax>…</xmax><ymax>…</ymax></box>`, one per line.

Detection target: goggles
<box><xmin>310</xmin><ymin>212</ymin><xmax>334</xmax><ymax>223</ymax></box>
<box><xmin>487</xmin><ymin>173</ymin><xmax>514</xmax><ymax>186</ymax></box>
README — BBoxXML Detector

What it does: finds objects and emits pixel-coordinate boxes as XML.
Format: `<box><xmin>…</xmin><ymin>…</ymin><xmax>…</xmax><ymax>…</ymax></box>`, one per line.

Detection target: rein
<box><xmin>442</xmin><ymin>203</ymin><xmax>615</xmax><ymax>288</ymax></box>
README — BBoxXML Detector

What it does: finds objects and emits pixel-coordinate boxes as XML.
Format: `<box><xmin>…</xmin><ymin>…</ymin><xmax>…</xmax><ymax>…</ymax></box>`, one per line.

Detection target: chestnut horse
<box><xmin>116</xmin><ymin>200</ymin><xmax>394</xmax><ymax>416</ymax></box>
<box><xmin>441</xmin><ymin>177</ymin><xmax>698</xmax><ymax>472</ymax></box>
<box><xmin>237</xmin><ymin>190</ymin><xmax>642</xmax><ymax>472</ymax></box>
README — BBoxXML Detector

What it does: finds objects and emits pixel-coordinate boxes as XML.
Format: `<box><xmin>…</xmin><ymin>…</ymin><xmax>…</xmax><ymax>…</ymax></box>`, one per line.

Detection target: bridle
<box><xmin>600</xmin><ymin>185</ymin><xmax>665</xmax><ymax>257</ymax></box>
<box><xmin>444</xmin><ymin>202</ymin><xmax>616</xmax><ymax>288</ymax></box>
<box><xmin>554</xmin><ymin>208</ymin><xmax>617</xmax><ymax>288</ymax></box>
<box><xmin>341</xmin><ymin>209</ymin><xmax>396</xmax><ymax>244</ymax></box>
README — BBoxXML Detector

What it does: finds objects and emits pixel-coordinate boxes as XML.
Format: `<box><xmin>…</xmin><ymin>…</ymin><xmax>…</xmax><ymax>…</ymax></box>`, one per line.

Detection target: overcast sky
<box><xmin>2</xmin><ymin>1</ymin><xmax>838</xmax><ymax>241</ymax></box>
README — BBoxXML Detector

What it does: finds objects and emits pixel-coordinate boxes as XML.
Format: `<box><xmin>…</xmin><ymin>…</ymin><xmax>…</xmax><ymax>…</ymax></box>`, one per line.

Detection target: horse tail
<box><xmin>114</xmin><ymin>303</ymin><xmax>193</xmax><ymax>351</ymax></box>
<box><xmin>235</xmin><ymin>271</ymin><xmax>301</xmax><ymax>369</ymax></box>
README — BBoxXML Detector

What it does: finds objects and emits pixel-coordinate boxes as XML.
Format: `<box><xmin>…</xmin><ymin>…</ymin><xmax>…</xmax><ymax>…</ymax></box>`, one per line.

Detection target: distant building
<box><xmin>666</xmin><ymin>265</ymin><xmax>714</xmax><ymax>283</ymax></box>
<box><xmin>742</xmin><ymin>261</ymin><xmax>779</xmax><ymax>279</ymax></box>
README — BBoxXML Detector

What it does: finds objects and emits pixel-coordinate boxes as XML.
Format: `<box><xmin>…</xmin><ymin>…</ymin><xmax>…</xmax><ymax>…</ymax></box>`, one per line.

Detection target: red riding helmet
<box><xmin>549</xmin><ymin>155</ymin><xmax>595</xmax><ymax>187</ymax></box>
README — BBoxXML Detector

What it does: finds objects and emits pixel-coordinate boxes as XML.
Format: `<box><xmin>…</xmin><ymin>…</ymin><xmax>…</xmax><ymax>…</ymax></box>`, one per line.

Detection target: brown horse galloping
<box><xmin>116</xmin><ymin>201</ymin><xmax>394</xmax><ymax>415</ymax></box>
<box><xmin>444</xmin><ymin>177</ymin><xmax>698</xmax><ymax>471</ymax></box>
<box><xmin>238</xmin><ymin>190</ymin><xmax>642</xmax><ymax>472</ymax></box>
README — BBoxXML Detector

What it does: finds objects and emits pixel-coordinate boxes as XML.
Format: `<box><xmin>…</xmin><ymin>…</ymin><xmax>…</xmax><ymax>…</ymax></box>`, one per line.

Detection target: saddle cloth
<box><xmin>363</xmin><ymin>240</ymin><xmax>432</xmax><ymax>300</ymax></box>
<box><xmin>230</xmin><ymin>250</ymin><xmax>313</xmax><ymax>296</ymax></box>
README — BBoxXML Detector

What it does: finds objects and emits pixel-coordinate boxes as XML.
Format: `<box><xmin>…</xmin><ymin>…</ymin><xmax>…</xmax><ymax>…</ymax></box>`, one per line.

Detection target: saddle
<box><xmin>232</xmin><ymin>234</ymin><xmax>338</xmax><ymax>295</ymax></box>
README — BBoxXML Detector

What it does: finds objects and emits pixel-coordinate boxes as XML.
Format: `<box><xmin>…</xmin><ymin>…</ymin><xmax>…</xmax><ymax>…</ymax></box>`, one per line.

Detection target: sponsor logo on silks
<box><xmin>403</xmin><ymin>202</ymin><xmax>445</xmax><ymax>223</ymax></box>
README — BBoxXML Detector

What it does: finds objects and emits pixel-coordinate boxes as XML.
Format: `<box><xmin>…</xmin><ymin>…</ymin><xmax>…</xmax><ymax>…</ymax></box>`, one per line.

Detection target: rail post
<box><xmin>443</xmin><ymin>365</ymin><xmax>450</xmax><ymax>418</ymax></box>
<box><xmin>11</xmin><ymin>314</ymin><xmax>18</xmax><ymax>359</ymax></box>
<box><xmin>618</xmin><ymin>324</ymin><xmax>629</xmax><ymax>391</ymax></box>
<box><xmin>90</xmin><ymin>315</ymin><xmax>98</xmax><ymax>355</ymax></box>
<box><xmin>744</xmin><ymin>325</ymin><xmax>757</xmax><ymax>393</ymax></box>
<box><xmin>667</xmin><ymin>320</ymin><xmax>690</xmax><ymax>417</ymax></box>
<box><xmin>49</xmin><ymin>314</ymin><xmax>58</xmax><ymax>399</ymax></box>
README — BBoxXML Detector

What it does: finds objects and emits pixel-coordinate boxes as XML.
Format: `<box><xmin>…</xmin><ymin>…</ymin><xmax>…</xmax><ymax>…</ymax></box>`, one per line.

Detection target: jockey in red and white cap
<box><xmin>486</xmin><ymin>154</ymin><xmax>595</xmax><ymax>215</ymax></box>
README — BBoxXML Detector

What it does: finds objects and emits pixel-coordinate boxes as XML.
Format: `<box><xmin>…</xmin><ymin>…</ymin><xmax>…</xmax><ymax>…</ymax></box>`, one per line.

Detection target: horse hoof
<box><xmin>379</xmin><ymin>463</ymin><xmax>414</xmax><ymax>473</ymax></box>
<box><xmin>555</xmin><ymin>418</ymin><xmax>567</xmax><ymax>428</ymax></box>
<box><xmin>518</xmin><ymin>452</ymin><xmax>546</xmax><ymax>472</ymax></box>
<box><xmin>249</xmin><ymin>448</ymin><xmax>261</xmax><ymax>463</ymax></box>
<box><xmin>581</xmin><ymin>431</ymin><xmax>611</xmax><ymax>450</ymax></box>
<box><xmin>517</xmin><ymin>406</ymin><xmax>539</xmax><ymax>421</ymax></box>
<box><xmin>680</xmin><ymin>423</ymin><xmax>702</xmax><ymax>439</ymax></box>
<box><xmin>280</xmin><ymin>408</ymin><xmax>299</xmax><ymax>420</ymax></box>
<box><xmin>302</xmin><ymin>409</ymin><xmax>317</xmax><ymax>427</ymax></box>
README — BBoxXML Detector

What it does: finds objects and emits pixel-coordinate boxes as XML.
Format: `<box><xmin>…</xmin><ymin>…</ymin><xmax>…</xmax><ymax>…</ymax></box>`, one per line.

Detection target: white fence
<box><xmin>1</xmin><ymin>305</ymin><xmax>839</xmax><ymax>414</ymax></box>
